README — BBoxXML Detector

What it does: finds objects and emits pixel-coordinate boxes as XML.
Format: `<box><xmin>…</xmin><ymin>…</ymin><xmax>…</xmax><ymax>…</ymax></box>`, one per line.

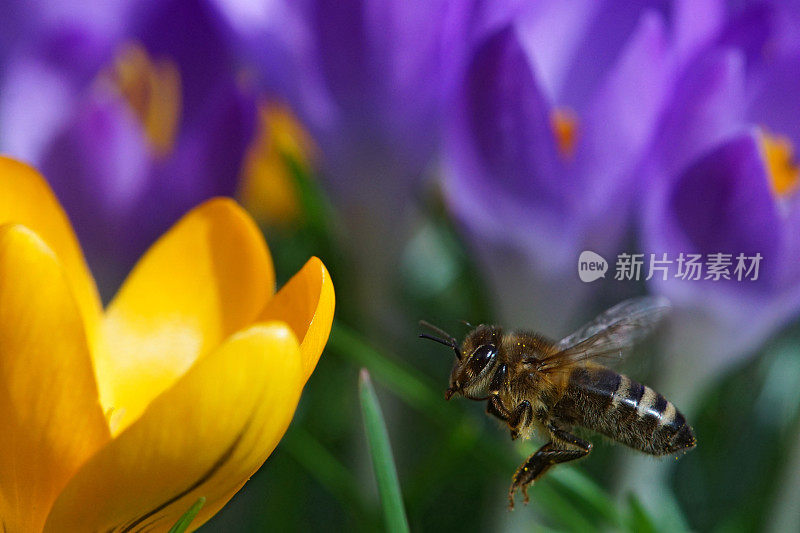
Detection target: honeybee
<box><xmin>420</xmin><ymin>296</ymin><xmax>696</xmax><ymax>508</ymax></box>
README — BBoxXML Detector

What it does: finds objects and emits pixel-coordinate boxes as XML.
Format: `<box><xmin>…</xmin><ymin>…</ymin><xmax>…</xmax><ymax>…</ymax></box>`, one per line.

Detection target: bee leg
<box><xmin>508</xmin><ymin>440</ymin><xmax>591</xmax><ymax>510</ymax></box>
<box><xmin>486</xmin><ymin>394</ymin><xmax>510</xmax><ymax>421</ymax></box>
<box><xmin>546</xmin><ymin>422</ymin><xmax>593</xmax><ymax>453</ymax></box>
<box><xmin>508</xmin><ymin>400</ymin><xmax>532</xmax><ymax>440</ymax></box>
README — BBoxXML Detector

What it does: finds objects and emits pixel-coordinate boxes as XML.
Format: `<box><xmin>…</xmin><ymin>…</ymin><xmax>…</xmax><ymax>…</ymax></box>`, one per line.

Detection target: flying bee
<box><xmin>419</xmin><ymin>296</ymin><xmax>696</xmax><ymax>508</ymax></box>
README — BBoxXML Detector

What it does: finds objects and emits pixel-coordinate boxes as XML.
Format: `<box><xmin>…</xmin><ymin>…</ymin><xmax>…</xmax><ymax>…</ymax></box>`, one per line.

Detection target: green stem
<box><xmin>359</xmin><ymin>369</ymin><xmax>411</xmax><ymax>533</ymax></box>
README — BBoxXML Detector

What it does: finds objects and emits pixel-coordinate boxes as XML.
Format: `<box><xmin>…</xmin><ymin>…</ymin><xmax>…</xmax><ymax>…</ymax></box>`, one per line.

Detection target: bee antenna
<box><xmin>419</xmin><ymin>320</ymin><xmax>457</xmax><ymax>344</ymax></box>
<box><xmin>419</xmin><ymin>320</ymin><xmax>462</xmax><ymax>359</ymax></box>
<box><xmin>459</xmin><ymin>319</ymin><xmax>473</xmax><ymax>328</ymax></box>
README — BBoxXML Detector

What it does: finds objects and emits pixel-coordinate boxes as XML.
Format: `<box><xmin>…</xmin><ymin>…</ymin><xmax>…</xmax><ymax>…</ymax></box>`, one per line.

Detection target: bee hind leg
<box><xmin>508</xmin><ymin>435</ymin><xmax>591</xmax><ymax>510</ymax></box>
<box><xmin>547</xmin><ymin>422</ymin><xmax>593</xmax><ymax>453</ymax></box>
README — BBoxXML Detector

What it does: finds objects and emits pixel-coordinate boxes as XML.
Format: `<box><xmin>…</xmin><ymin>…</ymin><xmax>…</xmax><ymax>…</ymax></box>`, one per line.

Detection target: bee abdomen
<box><xmin>555</xmin><ymin>367</ymin><xmax>696</xmax><ymax>456</ymax></box>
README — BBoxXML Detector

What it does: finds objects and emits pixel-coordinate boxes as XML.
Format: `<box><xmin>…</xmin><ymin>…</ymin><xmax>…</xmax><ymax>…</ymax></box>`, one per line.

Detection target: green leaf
<box><xmin>625</xmin><ymin>493</ymin><xmax>659</xmax><ymax>533</ymax></box>
<box><xmin>168</xmin><ymin>497</ymin><xmax>205</xmax><ymax>533</ymax></box>
<box><xmin>359</xmin><ymin>369</ymin><xmax>411</xmax><ymax>533</ymax></box>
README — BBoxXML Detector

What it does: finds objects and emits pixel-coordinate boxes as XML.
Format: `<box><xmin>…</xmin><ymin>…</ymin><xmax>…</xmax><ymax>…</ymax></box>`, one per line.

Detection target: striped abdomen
<box><xmin>551</xmin><ymin>366</ymin><xmax>696</xmax><ymax>455</ymax></box>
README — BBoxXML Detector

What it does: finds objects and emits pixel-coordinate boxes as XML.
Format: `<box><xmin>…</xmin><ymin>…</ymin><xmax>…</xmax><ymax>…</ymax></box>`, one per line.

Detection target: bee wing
<box><xmin>538</xmin><ymin>296</ymin><xmax>671</xmax><ymax>372</ymax></box>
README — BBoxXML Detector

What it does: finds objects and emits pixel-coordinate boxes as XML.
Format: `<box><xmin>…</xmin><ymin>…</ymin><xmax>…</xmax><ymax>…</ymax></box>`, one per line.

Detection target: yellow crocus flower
<box><xmin>0</xmin><ymin>157</ymin><xmax>334</xmax><ymax>531</ymax></box>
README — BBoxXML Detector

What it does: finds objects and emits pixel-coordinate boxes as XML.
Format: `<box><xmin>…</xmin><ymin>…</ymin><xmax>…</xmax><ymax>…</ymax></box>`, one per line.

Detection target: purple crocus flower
<box><xmin>641</xmin><ymin>0</ymin><xmax>800</xmax><ymax>392</ymax></box>
<box><xmin>617</xmin><ymin>4</ymin><xmax>800</xmax><ymax>510</ymax></box>
<box><xmin>0</xmin><ymin>0</ymin><xmax>255</xmax><ymax>297</ymax></box>
<box><xmin>444</xmin><ymin>1</ymin><xmax>673</xmax><ymax>333</ymax></box>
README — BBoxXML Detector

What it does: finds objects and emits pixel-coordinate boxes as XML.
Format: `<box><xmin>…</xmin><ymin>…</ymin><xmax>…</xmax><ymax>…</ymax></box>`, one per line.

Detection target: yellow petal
<box><xmin>0</xmin><ymin>157</ymin><xmax>102</xmax><ymax>344</ymax></box>
<box><xmin>96</xmin><ymin>198</ymin><xmax>275</xmax><ymax>435</ymax></box>
<box><xmin>0</xmin><ymin>224</ymin><xmax>110</xmax><ymax>531</ymax></box>
<box><xmin>258</xmin><ymin>256</ymin><xmax>335</xmax><ymax>381</ymax></box>
<box><xmin>44</xmin><ymin>322</ymin><xmax>303</xmax><ymax>532</ymax></box>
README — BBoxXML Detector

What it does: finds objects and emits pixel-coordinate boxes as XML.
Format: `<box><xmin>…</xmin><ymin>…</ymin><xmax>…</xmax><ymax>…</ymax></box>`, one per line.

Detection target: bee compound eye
<box><xmin>471</xmin><ymin>344</ymin><xmax>496</xmax><ymax>373</ymax></box>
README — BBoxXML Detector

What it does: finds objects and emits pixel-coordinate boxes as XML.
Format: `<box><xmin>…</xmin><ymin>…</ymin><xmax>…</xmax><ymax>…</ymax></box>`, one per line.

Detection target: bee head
<box><xmin>419</xmin><ymin>321</ymin><xmax>502</xmax><ymax>401</ymax></box>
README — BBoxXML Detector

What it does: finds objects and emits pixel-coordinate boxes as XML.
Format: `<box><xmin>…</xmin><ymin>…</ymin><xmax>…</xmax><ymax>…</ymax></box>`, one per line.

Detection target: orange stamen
<box><xmin>761</xmin><ymin>129</ymin><xmax>799</xmax><ymax>197</ymax></box>
<box><xmin>551</xmin><ymin>107</ymin><xmax>578</xmax><ymax>159</ymax></box>
<box><xmin>107</xmin><ymin>44</ymin><xmax>181</xmax><ymax>155</ymax></box>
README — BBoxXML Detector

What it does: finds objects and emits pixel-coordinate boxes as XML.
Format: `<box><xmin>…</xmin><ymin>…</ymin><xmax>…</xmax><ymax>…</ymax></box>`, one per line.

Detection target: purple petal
<box><xmin>364</xmin><ymin>0</ymin><xmax>461</xmax><ymax>155</ymax></box>
<box><xmin>782</xmin><ymin>194</ymin><xmax>800</xmax><ymax>285</ymax></box>
<box><xmin>672</xmin><ymin>0</ymin><xmax>725</xmax><ymax>63</ymax></box>
<box><xmin>555</xmin><ymin>0</ymin><xmax>669</xmax><ymax>108</ymax></box>
<box><xmin>440</xmin><ymin>0</ymin><xmax>529</xmax><ymax>97</ymax></box>
<box><xmin>208</xmin><ymin>0</ymin><xmax>313</xmax><ymax>105</ymax></box>
<box><xmin>767</xmin><ymin>0</ymin><xmax>800</xmax><ymax>56</ymax></box>
<box><xmin>509</xmin><ymin>0</ymin><xmax>599</xmax><ymax>101</ymax></box>
<box><xmin>0</xmin><ymin>1</ymin><xmax>28</xmax><ymax>64</ymax></box>
<box><xmin>670</xmin><ymin>135</ymin><xmax>779</xmax><ymax>259</ymax></box>
<box><xmin>0</xmin><ymin>55</ymin><xmax>79</xmax><ymax>162</ymax></box>
<box><xmin>212</xmin><ymin>0</ymin><xmax>338</xmax><ymax>146</ymax></box>
<box><xmin>0</xmin><ymin>18</ymin><xmax>121</xmax><ymax>162</ymax></box>
<box><xmin>640</xmin><ymin>132</ymin><xmax>800</xmax><ymax>370</ymax></box>
<box><xmin>39</xmin><ymin>87</ymin><xmax>152</xmax><ymax>294</ymax></box>
<box><xmin>26</xmin><ymin>0</ymin><xmax>131</xmax><ymax>41</ymax></box>
<box><xmin>644</xmin><ymin>132</ymin><xmax>782</xmax><ymax>300</ymax></box>
<box><xmin>653</xmin><ymin>49</ymin><xmax>747</xmax><ymax>177</ymax></box>
<box><xmin>132</xmin><ymin>0</ymin><xmax>238</xmax><ymax>124</ymax></box>
<box><xmin>719</xmin><ymin>4</ymin><xmax>774</xmax><ymax>56</ymax></box>
<box><xmin>575</xmin><ymin>10</ymin><xmax>670</xmax><ymax>209</ymax></box>
<box><xmin>308</xmin><ymin>0</ymin><xmax>371</xmax><ymax>115</ymax></box>
<box><xmin>459</xmin><ymin>25</ymin><xmax>565</xmax><ymax>207</ymax></box>
<box><xmin>305</xmin><ymin>0</ymin><xmax>454</xmax><ymax>166</ymax></box>
<box><xmin>6</xmin><ymin>0</ymin><xmax>131</xmax><ymax>80</ymax></box>
<box><xmin>746</xmin><ymin>52</ymin><xmax>800</xmax><ymax>150</ymax></box>
<box><xmin>141</xmin><ymin>82</ymin><xmax>256</xmax><ymax>241</ymax></box>
<box><xmin>242</xmin><ymin>0</ymin><xmax>462</xmax><ymax>179</ymax></box>
<box><xmin>446</xmin><ymin>25</ymin><xmax>582</xmax><ymax>272</ymax></box>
